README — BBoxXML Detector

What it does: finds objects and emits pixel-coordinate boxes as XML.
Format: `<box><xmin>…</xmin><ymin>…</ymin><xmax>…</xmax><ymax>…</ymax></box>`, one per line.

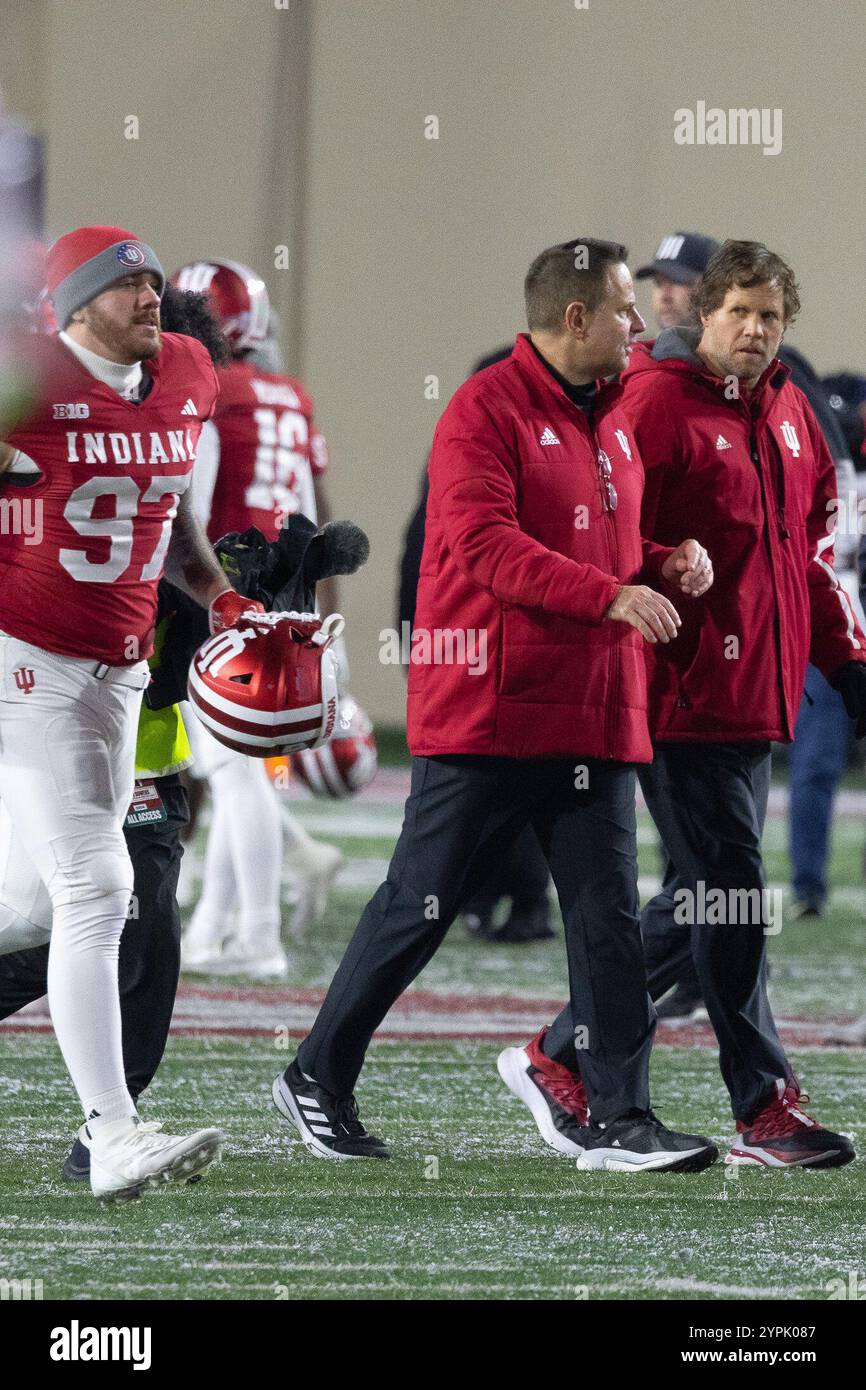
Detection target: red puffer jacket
<box><xmin>406</xmin><ymin>333</ymin><xmax>675</xmax><ymax>761</ymax></box>
<box><xmin>620</xmin><ymin>330</ymin><xmax>866</xmax><ymax>743</ymax></box>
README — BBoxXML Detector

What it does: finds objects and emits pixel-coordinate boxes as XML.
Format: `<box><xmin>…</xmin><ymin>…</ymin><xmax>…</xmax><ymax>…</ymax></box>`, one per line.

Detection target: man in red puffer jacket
<box><xmin>511</xmin><ymin>241</ymin><xmax>863</xmax><ymax>1169</ymax></box>
<box><xmin>273</xmin><ymin>238</ymin><xmax>721</xmax><ymax>1172</ymax></box>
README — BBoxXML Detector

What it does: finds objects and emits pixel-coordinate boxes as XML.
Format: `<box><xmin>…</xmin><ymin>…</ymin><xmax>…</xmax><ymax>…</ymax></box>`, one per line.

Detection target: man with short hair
<box><xmin>273</xmin><ymin>238</ymin><xmax>719</xmax><ymax>1172</ymax></box>
<box><xmin>507</xmin><ymin>241</ymin><xmax>863</xmax><ymax>1168</ymax></box>
<box><xmin>0</xmin><ymin>225</ymin><xmax>260</xmax><ymax>1200</ymax></box>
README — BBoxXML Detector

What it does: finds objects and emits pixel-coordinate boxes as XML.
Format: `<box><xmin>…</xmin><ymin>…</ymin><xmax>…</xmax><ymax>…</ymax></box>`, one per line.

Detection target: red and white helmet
<box><xmin>171</xmin><ymin>257</ymin><xmax>270</xmax><ymax>352</ymax></box>
<box><xmin>291</xmin><ymin>696</ymin><xmax>378</xmax><ymax>798</ymax></box>
<box><xmin>187</xmin><ymin>612</ymin><xmax>344</xmax><ymax>758</ymax></box>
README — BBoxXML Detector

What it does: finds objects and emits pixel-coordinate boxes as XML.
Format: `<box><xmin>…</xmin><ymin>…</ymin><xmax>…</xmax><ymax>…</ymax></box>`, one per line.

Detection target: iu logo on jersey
<box><xmin>12</xmin><ymin>666</ymin><xmax>36</xmax><ymax>695</ymax></box>
<box><xmin>780</xmin><ymin>420</ymin><xmax>801</xmax><ymax>457</ymax></box>
<box><xmin>614</xmin><ymin>428</ymin><xmax>632</xmax><ymax>461</ymax></box>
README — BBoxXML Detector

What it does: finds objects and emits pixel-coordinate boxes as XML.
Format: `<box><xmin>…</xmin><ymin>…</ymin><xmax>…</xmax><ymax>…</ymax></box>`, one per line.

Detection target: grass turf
<box><xmin>1</xmin><ymin>1038</ymin><xmax>864</xmax><ymax>1301</ymax></box>
<box><xmin>0</xmin><ymin>788</ymin><xmax>864</xmax><ymax>1301</ymax></box>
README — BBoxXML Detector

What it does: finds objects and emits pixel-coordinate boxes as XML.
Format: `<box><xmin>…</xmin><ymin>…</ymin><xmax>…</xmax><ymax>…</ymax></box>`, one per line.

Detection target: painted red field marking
<box><xmin>0</xmin><ymin>985</ymin><xmax>859</xmax><ymax>1047</ymax></box>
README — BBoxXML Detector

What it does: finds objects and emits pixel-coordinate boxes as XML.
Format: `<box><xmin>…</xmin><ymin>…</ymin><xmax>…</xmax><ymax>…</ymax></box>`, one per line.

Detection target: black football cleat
<box><xmin>273</xmin><ymin>1060</ymin><xmax>390</xmax><ymax>1160</ymax></box>
<box><xmin>491</xmin><ymin>902</ymin><xmax>556</xmax><ymax>943</ymax></box>
<box><xmin>463</xmin><ymin>909</ymin><xmax>495</xmax><ymax>939</ymax></box>
<box><xmin>575</xmin><ymin>1110</ymin><xmax>718</xmax><ymax>1172</ymax></box>
<box><xmin>62</xmin><ymin>1124</ymin><xmax>92</xmax><ymax>1182</ymax></box>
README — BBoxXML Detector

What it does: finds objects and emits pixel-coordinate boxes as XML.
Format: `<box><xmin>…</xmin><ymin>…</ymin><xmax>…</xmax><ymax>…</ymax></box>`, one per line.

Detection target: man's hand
<box><xmin>661</xmin><ymin>539</ymin><xmax>713</xmax><ymax>597</ymax></box>
<box><xmin>604</xmin><ymin>586</ymin><xmax>681</xmax><ymax>644</ymax></box>
<box><xmin>831</xmin><ymin>661</ymin><xmax>866</xmax><ymax>737</ymax></box>
<box><xmin>208</xmin><ymin>589</ymin><xmax>268</xmax><ymax>636</ymax></box>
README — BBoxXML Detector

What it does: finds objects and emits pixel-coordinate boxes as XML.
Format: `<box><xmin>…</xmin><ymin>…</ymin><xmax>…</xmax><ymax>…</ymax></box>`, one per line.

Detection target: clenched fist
<box><xmin>662</xmin><ymin>539</ymin><xmax>713</xmax><ymax>597</ymax></box>
<box><xmin>604</xmin><ymin>586</ymin><xmax>681</xmax><ymax>644</ymax></box>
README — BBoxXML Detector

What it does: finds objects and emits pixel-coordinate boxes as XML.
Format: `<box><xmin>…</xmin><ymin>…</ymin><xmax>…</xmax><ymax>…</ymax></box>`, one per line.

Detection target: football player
<box><xmin>171</xmin><ymin>260</ymin><xmax>342</xmax><ymax>980</ymax></box>
<box><xmin>0</xmin><ymin>225</ymin><xmax>263</xmax><ymax>1201</ymax></box>
<box><xmin>0</xmin><ymin>280</ymin><xmax>230</xmax><ymax>1187</ymax></box>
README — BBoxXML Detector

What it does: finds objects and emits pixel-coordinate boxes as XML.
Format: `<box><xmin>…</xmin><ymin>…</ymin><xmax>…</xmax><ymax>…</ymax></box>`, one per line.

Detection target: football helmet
<box><xmin>187</xmin><ymin>611</ymin><xmax>344</xmax><ymax>757</ymax></box>
<box><xmin>291</xmin><ymin>695</ymin><xmax>378</xmax><ymax>798</ymax></box>
<box><xmin>171</xmin><ymin>257</ymin><xmax>270</xmax><ymax>352</ymax></box>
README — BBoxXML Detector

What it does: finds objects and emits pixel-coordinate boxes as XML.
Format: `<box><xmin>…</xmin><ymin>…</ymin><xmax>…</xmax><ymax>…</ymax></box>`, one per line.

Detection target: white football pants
<box><xmin>0</xmin><ymin>631</ymin><xmax>148</xmax><ymax>1129</ymax></box>
<box><xmin>184</xmin><ymin>708</ymin><xmax>307</xmax><ymax>953</ymax></box>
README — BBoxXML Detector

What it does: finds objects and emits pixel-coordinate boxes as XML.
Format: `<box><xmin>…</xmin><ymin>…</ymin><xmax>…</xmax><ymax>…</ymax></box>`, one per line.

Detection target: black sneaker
<box><xmin>655</xmin><ymin>983</ymin><xmax>707</xmax><ymax>1022</ymax></box>
<box><xmin>575</xmin><ymin>1110</ymin><xmax>718</xmax><ymax>1172</ymax></box>
<box><xmin>272</xmin><ymin>1060</ymin><xmax>389</xmax><ymax>1160</ymax></box>
<box><xmin>491</xmin><ymin>903</ymin><xmax>556</xmax><ymax>943</ymax></box>
<box><xmin>62</xmin><ymin>1124</ymin><xmax>92</xmax><ymax>1182</ymax></box>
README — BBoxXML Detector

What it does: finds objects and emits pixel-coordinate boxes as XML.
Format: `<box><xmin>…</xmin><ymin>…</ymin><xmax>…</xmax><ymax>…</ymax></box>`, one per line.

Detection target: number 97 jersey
<box><xmin>205</xmin><ymin>359</ymin><xmax>328</xmax><ymax>543</ymax></box>
<box><xmin>0</xmin><ymin>332</ymin><xmax>219</xmax><ymax>665</ymax></box>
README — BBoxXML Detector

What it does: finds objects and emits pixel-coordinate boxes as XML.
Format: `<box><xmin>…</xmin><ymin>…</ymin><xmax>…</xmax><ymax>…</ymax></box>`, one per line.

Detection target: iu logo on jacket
<box><xmin>614</xmin><ymin>428</ymin><xmax>632</xmax><ymax>461</ymax></box>
<box><xmin>780</xmin><ymin>420</ymin><xmax>801</xmax><ymax>457</ymax></box>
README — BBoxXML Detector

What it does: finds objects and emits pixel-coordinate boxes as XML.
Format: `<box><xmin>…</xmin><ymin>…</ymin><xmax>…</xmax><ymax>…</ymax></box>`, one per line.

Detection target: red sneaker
<box><xmin>726</xmin><ymin>1079</ymin><xmax>855</xmax><ymax>1169</ymax></box>
<box><xmin>497</xmin><ymin>1029</ymin><xmax>588</xmax><ymax>1156</ymax></box>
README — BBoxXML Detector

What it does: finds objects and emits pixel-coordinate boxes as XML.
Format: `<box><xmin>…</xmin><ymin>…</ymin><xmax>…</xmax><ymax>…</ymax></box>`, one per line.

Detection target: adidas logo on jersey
<box><xmin>716</xmin><ymin>434</ymin><xmax>732</xmax><ymax>450</ymax></box>
<box><xmin>180</xmin><ymin>399</ymin><xmax>197</xmax><ymax>416</ymax></box>
<box><xmin>539</xmin><ymin>427</ymin><xmax>560</xmax><ymax>446</ymax></box>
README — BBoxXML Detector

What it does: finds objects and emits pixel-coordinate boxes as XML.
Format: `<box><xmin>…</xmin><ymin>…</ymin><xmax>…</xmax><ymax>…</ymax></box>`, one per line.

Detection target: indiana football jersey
<box><xmin>0</xmin><ymin>333</ymin><xmax>219</xmax><ymax>664</ymax></box>
<box><xmin>204</xmin><ymin>359</ymin><xmax>328</xmax><ymax>543</ymax></box>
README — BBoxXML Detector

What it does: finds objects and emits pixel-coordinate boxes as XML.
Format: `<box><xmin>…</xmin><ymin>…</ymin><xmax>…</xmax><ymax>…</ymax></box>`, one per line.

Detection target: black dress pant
<box><xmin>0</xmin><ymin>775</ymin><xmax>188</xmax><ymax>1102</ymax></box>
<box><xmin>543</xmin><ymin>742</ymin><xmax>793</xmax><ymax>1122</ymax></box>
<box><xmin>297</xmin><ymin>754</ymin><xmax>655</xmax><ymax>1123</ymax></box>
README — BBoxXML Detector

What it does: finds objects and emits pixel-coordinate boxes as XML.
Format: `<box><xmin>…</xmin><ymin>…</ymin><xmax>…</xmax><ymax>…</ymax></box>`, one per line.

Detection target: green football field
<box><xmin>1</xmin><ymin>775</ymin><xmax>865</xmax><ymax>1301</ymax></box>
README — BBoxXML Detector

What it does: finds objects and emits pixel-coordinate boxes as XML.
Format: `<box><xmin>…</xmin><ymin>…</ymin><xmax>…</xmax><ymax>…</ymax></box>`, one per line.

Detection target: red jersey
<box><xmin>0</xmin><ymin>332</ymin><xmax>219</xmax><ymax>664</ymax></box>
<box><xmin>205</xmin><ymin>359</ymin><xmax>328</xmax><ymax>543</ymax></box>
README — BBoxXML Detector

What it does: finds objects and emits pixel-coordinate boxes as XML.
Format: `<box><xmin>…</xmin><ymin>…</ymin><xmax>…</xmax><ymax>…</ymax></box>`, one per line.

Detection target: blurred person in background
<box><xmin>828</xmin><ymin>400</ymin><xmax>866</xmax><ymax>1046</ymax></box>
<box><xmin>173</xmin><ymin>261</ymin><xmax>343</xmax><ymax>981</ymax></box>
<box><xmin>635</xmin><ymin>230</ymin><xmax>720</xmax><ymax>330</ymax></box>
<box><xmin>786</xmin><ymin>369</ymin><xmax>866</xmax><ymax>919</ymax></box>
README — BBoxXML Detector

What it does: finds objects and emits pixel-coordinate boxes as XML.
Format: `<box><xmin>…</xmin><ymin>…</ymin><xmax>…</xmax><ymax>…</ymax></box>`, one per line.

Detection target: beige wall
<box><xmin>3</xmin><ymin>0</ymin><xmax>864</xmax><ymax>723</ymax></box>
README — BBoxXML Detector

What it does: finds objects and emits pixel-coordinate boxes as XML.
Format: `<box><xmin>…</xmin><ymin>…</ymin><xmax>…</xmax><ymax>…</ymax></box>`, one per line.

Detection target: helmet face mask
<box><xmin>187</xmin><ymin>611</ymin><xmax>344</xmax><ymax>757</ymax></box>
<box><xmin>171</xmin><ymin>258</ymin><xmax>270</xmax><ymax>353</ymax></box>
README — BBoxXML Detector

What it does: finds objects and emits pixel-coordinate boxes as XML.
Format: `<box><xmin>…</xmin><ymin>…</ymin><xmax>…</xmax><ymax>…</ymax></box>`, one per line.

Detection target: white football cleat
<box><xmin>181</xmin><ymin>924</ymin><xmax>244</xmax><ymax>975</ymax></box>
<box><xmin>89</xmin><ymin>1117</ymin><xmax>224</xmax><ymax>1204</ymax></box>
<box><xmin>235</xmin><ymin>946</ymin><xmax>290</xmax><ymax>982</ymax></box>
<box><xmin>284</xmin><ymin>838</ymin><xmax>344</xmax><ymax>939</ymax></box>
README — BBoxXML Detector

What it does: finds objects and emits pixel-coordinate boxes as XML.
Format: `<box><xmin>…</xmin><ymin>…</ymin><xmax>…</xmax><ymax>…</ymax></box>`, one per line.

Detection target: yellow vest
<box><xmin>135</xmin><ymin>701</ymin><xmax>191</xmax><ymax>778</ymax></box>
<box><xmin>134</xmin><ymin>612</ymin><xmax>191</xmax><ymax>778</ymax></box>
